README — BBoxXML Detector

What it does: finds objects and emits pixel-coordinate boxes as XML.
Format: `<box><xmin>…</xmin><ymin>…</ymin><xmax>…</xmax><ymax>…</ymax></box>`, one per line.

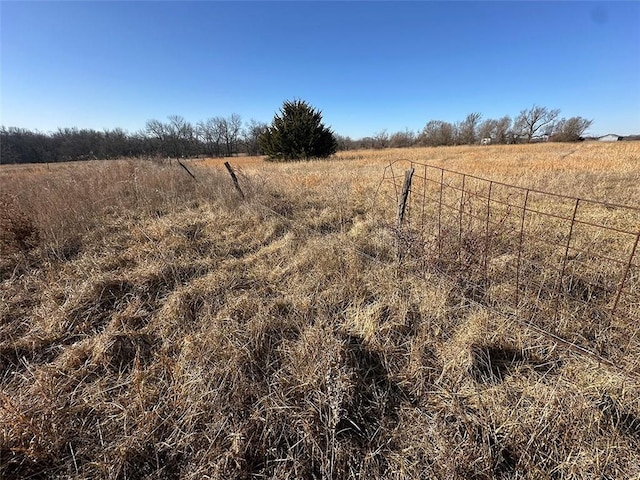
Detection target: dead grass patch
<box><xmin>1</xmin><ymin>143</ymin><xmax>639</xmax><ymax>478</ymax></box>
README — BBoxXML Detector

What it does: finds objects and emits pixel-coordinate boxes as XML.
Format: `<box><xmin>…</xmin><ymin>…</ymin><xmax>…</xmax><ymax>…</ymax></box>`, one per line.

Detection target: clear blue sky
<box><xmin>2</xmin><ymin>1</ymin><xmax>639</xmax><ymax>138</ymax></box>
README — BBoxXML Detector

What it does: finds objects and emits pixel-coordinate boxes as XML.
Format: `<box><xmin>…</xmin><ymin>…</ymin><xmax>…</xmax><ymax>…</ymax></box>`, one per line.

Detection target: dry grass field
<box><xmin>1</xmin><ymin>142</ymin><xmax>640</xmax><ymax>479</ymax></box>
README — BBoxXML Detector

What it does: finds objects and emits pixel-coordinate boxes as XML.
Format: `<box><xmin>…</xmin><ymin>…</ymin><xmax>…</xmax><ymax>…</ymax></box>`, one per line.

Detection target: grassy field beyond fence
<box><xmin>2</xmin><ymin>142</ymin><xmax>640</xmax><ymax>479</ymax></box>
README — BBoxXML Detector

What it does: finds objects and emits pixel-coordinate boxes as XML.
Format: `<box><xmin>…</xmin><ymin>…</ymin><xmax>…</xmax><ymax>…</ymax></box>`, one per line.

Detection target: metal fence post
<box><xmin>610</xmin><ymin>231</ymin><xmax>640</xmax><ymax>320</ymax></box>
<box><xmin>484</xmin><ymin>181</ymin><xmax>493</xmax><ymax>284</ymax></box>
<box><xmin>554</xmin><ymin>198</ymin><xmax>580</xmax><ymax>322</ymax></box>
<box><xmin>458</xmin><ymin>174</ymin><xmax>466</xmax><ymax>268</ymax></box>
<box><xmin>515</xmin><ymin>190</ymin><xmax>530</xmax><ymax>309</ymax></box>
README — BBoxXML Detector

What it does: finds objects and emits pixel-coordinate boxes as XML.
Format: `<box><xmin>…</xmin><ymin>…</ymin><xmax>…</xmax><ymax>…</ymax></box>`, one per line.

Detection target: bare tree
<box><xmin>478</xmin><ymin>116</ymin><xmax>513</xmax><ymax>144</ymax></box>
<box><xmin>243</xmin><ymin>119</ymin><xmax>268</xmax><ymax>155</ymax></box>
<box><xmin>334</xmin><ymin>134</ymin><xmax>357</xmax><ymax>151</ymax></box>
<box><xmin>196</xmin><ymin>119</ymin><xmax>217</xmax><ymax>157</ymax></box>
<box><xmin>145</xmin><ymin>116</ymin><xmax>195</xmax><ymax>158</ymax></box>
<box><xmin>223</xmin><ymin>113</ymin><xmax>243</xmax><ymax>156</ymax></box>
<box><xmin>551</xmin><ymin>117</ymin><xmax>593</xmax><ymax>142</ymax></box>
<box><xmin>167</xmin><ymin>115</ymin><xmax>196</xmax><ymax>158</ymax></box>
<box><xmin>145</xmin><ymin>119</ymin><xmax>166</xmax><ymax>141</ymax></box>
<box><xmin>515</xmin><ymin>105</ymin><xmax>560</xmax><ymax>142</ymax></box>
<box><xmin>478</xmin><ymin>118</ymin><xmax>497</xmax><ymax>143</ymax></box>
<box><xmin>196</xmin><ymin>117</ymin><xmax>226</xmax><ymax>157</ymax></box>
<box><xmin>389</xmin><ymin>128</ymin><xmax>416</xmax><ymax>148</ymax></box>
<box><xmin>458</xmin><ymin>112</ymin><xmax>482</xmax><ymax>144</ymax></box>
<box><xmin>373</xmin><ymin>129</ymin><xmax>390</xmax><ymax>149</ymax></box>
<box><xmin>495</xmin><ymin>116</ymin><xmax>513</xmax><ymax>144</ymax></box>
<box><xmin>419</xmin><ymin>120</ymin><xmax>456</xmax><ymax>146</ymax></box>
<box><xmin>359</xmin><ymin>137</ymin><xmax>375</xmax><ymax>149</ymax></box>
<box><xmin>103</xmin><ymin>128</ymin><xmax>129</xmax><ymax>159</ymax></box>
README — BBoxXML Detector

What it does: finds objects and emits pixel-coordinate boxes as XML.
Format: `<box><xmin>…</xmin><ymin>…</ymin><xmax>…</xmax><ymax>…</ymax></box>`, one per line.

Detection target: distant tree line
<box><xmin>0</xmin><ymin>115</ymin><xmax>268</xmax><ymax>164</ymax></box>
<box><xmin>336</xmin><ymin>106</ymin><xmax>593</xmax><ymax>150</ymax></box>
<box><xmin>1</xmin><ymin>104</ymin><xmax>594</xmax><ymax>164</ymax></box>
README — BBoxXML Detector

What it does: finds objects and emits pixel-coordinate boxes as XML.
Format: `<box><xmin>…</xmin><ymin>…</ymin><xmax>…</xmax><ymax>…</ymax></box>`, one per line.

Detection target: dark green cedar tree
<box><xmin>260</xmin><ymin>100</ymin><xmax>338</xmax><ymax>161</ymax></box>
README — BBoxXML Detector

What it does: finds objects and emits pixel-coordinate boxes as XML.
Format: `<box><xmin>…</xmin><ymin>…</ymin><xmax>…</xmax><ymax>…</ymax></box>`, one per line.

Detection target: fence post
<box><xmin>224</xmin><ymin>161</ymin><xmax>245</xmax><ymax>198</ymax></box>
<box><xmin>515</xmin><ymin>190</ymin><xmax>530</xmax><ymax>309</ymax></box>
<box><xmin>610</xmin><ymin>230</ymin><xmax>640</xmax><ymax>320</ymax></box>
<box><xmin>458</xmin><ymin>174</ymin><xmax>466</xmax><ymax>267</ymax></box>
<box><xmin>397</xmin><ymin>167</ymin><xmax>415</xmax><ymax>227</ymax></box>
<box><xmin>554</xmin><ymin>198</ymin><xmax>580</xmax><ymax>322</ymax></box>
<box><xmin>483</xmin><ymin>181</ymin><xmax>493</xmax><ymax>283</ymax></box>
<box><xmin>177</xmin><ymin>159</ymin><xmax>196</xmax><ymax>179</ymax></box>
<box><xmin>395</xmin><ymin>167</ymin><xmax>415</xmax><ymax>264</ymax></box>
<box><xmin>438</xmin><ymin>169</ymin><xmax>444</xmax><ymax>262</ymax></box>
<box><xmin>421</xmin><ymin>165</ymin><xmax>427</xmax><ymax>230</ymax></box>
<box><xmin>390</xmin><ymin>163</ymin><xmax>399</xmax><ymax>201</ymax></box>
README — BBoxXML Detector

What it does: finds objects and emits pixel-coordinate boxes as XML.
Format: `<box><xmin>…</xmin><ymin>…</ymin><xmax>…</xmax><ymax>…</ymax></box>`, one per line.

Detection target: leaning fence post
<box><xmin>177</xmin><ymin>159</ymin><xmax>196</xmax><ymax>179</ymax></box>
<box><xmin>224</xmin><ymin>161</ymin><xmax>245</xmax><ymax>199</ymax></box>
<box><xmin>610</xmin><ymin>230</ymin><xmax>640</xmax><ymax>320</ymax></box>
<box><xmin>554</xmin><ymin>198</ymin><xmax>580</xmax><ymax>322</ymax></box>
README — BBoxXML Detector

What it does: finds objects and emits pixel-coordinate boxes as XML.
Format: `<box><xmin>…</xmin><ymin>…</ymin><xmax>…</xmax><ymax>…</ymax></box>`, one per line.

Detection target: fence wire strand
<box><xmin>378</xmin><ymin>160</ymin><xmax>640</xmax><ymax>376</ymax></box>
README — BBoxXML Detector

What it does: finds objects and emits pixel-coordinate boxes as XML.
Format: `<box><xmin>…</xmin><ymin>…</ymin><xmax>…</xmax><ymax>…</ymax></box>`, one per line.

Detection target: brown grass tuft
<box><xmin>1</xmin><ymin>144</ymin><xmax>639</xmax><ymax>478</ymax></box>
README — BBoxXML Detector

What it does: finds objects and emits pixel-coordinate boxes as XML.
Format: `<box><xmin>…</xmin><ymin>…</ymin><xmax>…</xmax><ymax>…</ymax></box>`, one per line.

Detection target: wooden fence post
<box><xmin>177</xmin><ymin>159</ymin><xmax>196</xmax><ymax>179</ymax></box>
<box><xmin>395</xmin><ymin>167</ymin><xmax>415</xmax><ymax>264</ymax></box>
<box><xmin>397</xmin><ymin>167</ymin><xmax>415</xmax><ymax>227</ymax></box>
<box><xmin>224</xmin><ymin>161</ymin><xmax>245</xmax><ymax>199</ymax></box>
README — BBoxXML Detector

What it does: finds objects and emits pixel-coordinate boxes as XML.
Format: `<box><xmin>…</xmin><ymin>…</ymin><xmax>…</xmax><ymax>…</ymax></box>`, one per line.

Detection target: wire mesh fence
<box><xmin>378</xmin><ymin>160</ymin><xmax>640</xmax><ymax>362</ymax></box>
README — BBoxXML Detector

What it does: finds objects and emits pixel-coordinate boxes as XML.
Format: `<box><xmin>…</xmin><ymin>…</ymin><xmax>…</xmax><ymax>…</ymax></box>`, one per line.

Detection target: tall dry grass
<box><xmin>0</xmin><ymin>159</ymin><xmax>239</xmax><ymax>269</ymax></box>
<box><xmin>1</xmin><ymin>143</ymin><xmax>639</xmax><ymax>479</ymax></box>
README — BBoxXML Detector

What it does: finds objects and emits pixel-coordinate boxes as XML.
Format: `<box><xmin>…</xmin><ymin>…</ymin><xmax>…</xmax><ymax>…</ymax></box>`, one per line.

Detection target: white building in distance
<box><xmin>598</xmin><ymin>134</ymin><xmax>621</xmax><ymax>142</ymax></box>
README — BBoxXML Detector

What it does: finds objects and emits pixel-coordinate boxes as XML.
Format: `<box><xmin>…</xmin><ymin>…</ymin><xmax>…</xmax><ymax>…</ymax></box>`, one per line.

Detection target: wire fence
<box><xmin>379</xmin><ymin>160</ymin><xmax>640</xmax><ymax>361</ymax></box>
